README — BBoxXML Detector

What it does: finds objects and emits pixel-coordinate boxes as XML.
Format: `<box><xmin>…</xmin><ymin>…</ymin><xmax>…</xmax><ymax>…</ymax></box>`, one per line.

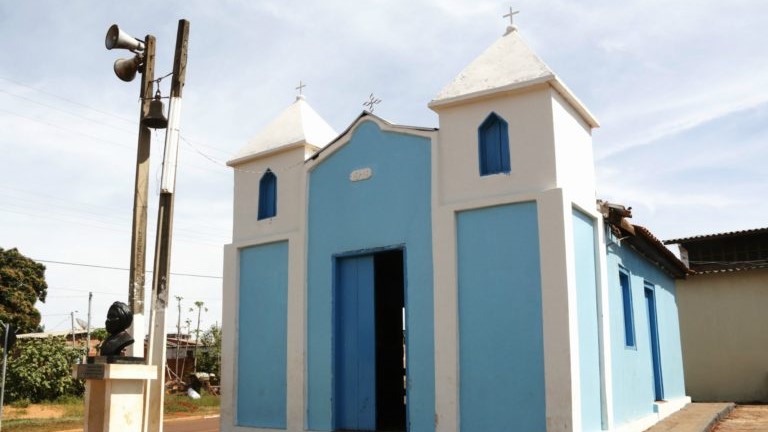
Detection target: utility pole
<box><xmin>70</xmin><ymin>311</ymin><xmax>76</xmax><ymax>347</ymax></box>
<box><xmin>86</xmin><ymin>292</ymin><xmax>92</xmax><ymax>356</ymax></box>
<box><xmin>193</xmin><ymin>301</ymin><xmax>205</xmax><ymax>372</ymax></box>
<box><xmin>127</xmin><ymin>34</ymin><xmax>156</xmax><ymax>358</ymax></box>
<box><xmin>175</xmin><ymin>296</ymin><xmax>182</xmax><ymax>378</ymax></box>
<box><xmin>145</xmin><ymin>19</ymin><xmax>189</xmax><ymax>432</ymax></box>
<box><xmin>0</xmin><ymin>322</ymin><xmax>17</xmax><ymax>432</ymax></box>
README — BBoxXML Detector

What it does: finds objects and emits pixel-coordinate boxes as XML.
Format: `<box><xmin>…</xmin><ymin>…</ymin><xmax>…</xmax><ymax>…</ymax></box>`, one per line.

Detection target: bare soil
<box><xmin>713</xmin><ymin>405</ymin><xmax>768</xmax><ymax>432</ymax></box>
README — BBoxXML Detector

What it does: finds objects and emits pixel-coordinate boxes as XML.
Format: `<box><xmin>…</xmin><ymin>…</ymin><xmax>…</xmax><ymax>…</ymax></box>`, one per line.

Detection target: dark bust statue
<box><xmin>100</xmin><ymin>301</ymin><xmax>135</xmax><ymax>356</ymax></box>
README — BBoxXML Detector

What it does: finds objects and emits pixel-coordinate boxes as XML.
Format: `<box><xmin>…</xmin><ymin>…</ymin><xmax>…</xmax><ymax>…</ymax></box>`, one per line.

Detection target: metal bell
<box><xmin>142</xmin><ymin>90</ymin><xmax>168</xmax><ymax>129</ymax></box>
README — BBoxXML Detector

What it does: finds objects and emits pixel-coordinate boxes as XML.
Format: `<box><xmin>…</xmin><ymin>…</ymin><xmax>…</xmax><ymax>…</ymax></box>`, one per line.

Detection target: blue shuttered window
<box><xmin>620</xmin><ymin>270</ymin><xmax>636</xmax><ymax>348</ymax></box>
<box><xmin>258</xmin><ymin>169</ymin><xmax>277</xmax><ymax>220</ymax></box>
<box><xmin>478</xmin><ymin>112</ymin><xmax>511</xmax><ymax>176</ymax></box>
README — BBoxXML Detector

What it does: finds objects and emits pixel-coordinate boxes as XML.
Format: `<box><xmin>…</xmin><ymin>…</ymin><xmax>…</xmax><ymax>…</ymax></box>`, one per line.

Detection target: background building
<box><xmin>666</xmin><ymin>228</ymin><xmax>768</xmax><ymax>403</ymax></box>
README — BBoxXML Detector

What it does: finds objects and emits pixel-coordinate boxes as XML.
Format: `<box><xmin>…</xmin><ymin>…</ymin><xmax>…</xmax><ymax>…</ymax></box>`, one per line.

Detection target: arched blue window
<box><xmin>258</xmin><ymin>169</ymin><xmax>277</xmax><ymax>220</ymax></box>
<box><xmin>478</xmin><ymin>112</ymin><xmax>511</xmax><ymax>176</ymax></box>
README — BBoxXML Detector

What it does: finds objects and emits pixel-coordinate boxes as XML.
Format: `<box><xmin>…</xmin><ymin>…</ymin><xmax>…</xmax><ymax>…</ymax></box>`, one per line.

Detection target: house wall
<box><xmin>606</xmin><ymin>234</ymin><xmax>687</xmax><ymax>429</ymax></box>
<box><xmin>676</xmin><ymin>268</ymin><xmax>768</xmax><ymax>402</ymax></box>
<box><xmin>304</xmin><ymin>120</ymin><xmax>435</xmax><ymax>431</ymax></box>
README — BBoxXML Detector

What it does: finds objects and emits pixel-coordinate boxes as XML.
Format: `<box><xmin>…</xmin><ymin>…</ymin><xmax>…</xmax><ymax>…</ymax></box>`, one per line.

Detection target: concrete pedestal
<box><xmin>73</xmin><ymin>363</ymin><xmax>157</xmax><ymax>432</ymax></box>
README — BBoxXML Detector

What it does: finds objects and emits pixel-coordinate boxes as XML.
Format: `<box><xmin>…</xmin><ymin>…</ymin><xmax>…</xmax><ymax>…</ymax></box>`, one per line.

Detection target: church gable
<box><xmin>304</xmin><ymin>116</ymin><xmax>437</xmax><ymax>431</ymax></box>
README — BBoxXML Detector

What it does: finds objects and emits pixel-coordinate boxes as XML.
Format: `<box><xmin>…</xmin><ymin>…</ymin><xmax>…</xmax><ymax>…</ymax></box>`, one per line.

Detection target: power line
<box><xmin>0</xmin><ymin>88</ymin><xmax>136</xmax><ymax>135</ymax></box>
<box><xmin>1</xmin><ymin>75</ymin><xmax>235</xmax><ymax>157</ymax></box>
<box><xmin>0</xmin><ymin>75</ymin><xmax>135</xmax><ymax>124</ymax></box>
<box><xmin>0</xmin><ymin>107</ymin><xmax>132</xmax><ymax>149</ymax></box>
<box><xmin>33</xmin><ymin>258</ymin><xmax>222</xmax><ymax>279</ymax></box>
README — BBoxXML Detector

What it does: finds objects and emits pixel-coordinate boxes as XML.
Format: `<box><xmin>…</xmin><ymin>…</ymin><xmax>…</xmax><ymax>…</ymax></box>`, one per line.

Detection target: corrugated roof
<box><xmin>664</xmin><ymin>227</ymin><xmax>768</xmax><ymax>244</ymax></box>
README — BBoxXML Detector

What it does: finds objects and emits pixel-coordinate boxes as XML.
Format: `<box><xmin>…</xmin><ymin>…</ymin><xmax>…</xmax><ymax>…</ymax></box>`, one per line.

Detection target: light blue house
<box><xmin>221</xmin><ymin>23</ymin><xmax>690</xmax><ymax>432</ymax></box>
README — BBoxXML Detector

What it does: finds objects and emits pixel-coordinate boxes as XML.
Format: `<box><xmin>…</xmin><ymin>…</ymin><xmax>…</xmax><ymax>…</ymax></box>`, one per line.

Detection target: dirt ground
<box><xmin>2</xmin><ymin>404</ymin><xmax>66</xmax><ymax>419</ymax></box>
<box><xmin>713</xmin><ymin>405</ymin><xmax>768</xmax><ymax>432</ymax></box>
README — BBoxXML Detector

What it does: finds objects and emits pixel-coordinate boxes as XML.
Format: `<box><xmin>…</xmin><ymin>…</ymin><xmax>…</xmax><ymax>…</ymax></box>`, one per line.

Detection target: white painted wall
<box><xmin>224</xmin><ymin>142</ymin><xmax>312</xmax><ymax>432</ymax></box>
<box><xmin>433</xmin><ymin>84</ymin><xmax>558</xmax><ymax>205</ymax></box>
<box><xmin>551</xmin><ymin>89</ymin><xmax>597</xmax><ymax>210</ymax></box>
<box><xmin>677</xmin><ymin>268</ymin><xmax>768</xmax><ymax>402</ymax></box>
<box><xmin>431</xmin><ymin>78</ymin><xmax>600</xmax><ymax>431</ymax></box>
<box><xmin>231</xmin><ymin>145</ymin><xmax>311</xmax><ymax>243</ymax></box>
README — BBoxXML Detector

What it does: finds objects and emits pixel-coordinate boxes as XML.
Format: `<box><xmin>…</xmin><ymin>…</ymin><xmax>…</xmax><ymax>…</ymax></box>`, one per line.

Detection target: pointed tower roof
<box><xmin>429</xmin><ymin>28</ymin><xmax>598</xmax><ymax>128</ymax></box>
<box><xmin>228</xmin><ymin>96</ymin><xmax>338</xmax><ymax>166</ymax></box>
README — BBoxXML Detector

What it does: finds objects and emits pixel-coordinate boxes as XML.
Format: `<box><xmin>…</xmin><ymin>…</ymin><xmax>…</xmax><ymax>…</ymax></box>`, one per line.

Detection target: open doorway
<box><xmin>334</xmin><ymin>249</ymin><xmax>406</xmax><ymax>431</ymax></box>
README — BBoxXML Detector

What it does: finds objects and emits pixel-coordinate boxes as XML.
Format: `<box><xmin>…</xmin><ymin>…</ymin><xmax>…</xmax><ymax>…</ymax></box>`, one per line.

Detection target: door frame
<box><xmin>644</xmin><ymin>283</ymin><xmax>664</xmax><ymax>401</ymax></box>
<box><xmin>331</xmin><ymin>245</ymin><xmax>408</xmax><ymax>431</ymax></box>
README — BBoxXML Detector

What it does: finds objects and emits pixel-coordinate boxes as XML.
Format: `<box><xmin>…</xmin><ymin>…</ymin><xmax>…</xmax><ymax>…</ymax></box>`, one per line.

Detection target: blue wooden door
<box><xmin>335</xmin><ymin>255</ymin><xmax>376</xmax><ymax>430</ymax></box>
<box><xmin>645</xmin><ymin>286</ymin><xmax>664</xmax><ymax>401</ymax></box>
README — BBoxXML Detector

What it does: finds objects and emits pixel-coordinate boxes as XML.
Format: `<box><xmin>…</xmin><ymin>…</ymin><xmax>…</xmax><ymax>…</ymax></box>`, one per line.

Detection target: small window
<box><xmin>620</xmin><ymin>270</ymin><xmax>636</xmax><ymax>348</ymax></box>
<box><xmin>258</xmin><ymin>169</ymin><xmax>277</xmax><ymax>220</ymax></box>
<box><xmin>478</xmin><ymin>112</ymin><xmax>511</xmax><ymax>176</ymax></box>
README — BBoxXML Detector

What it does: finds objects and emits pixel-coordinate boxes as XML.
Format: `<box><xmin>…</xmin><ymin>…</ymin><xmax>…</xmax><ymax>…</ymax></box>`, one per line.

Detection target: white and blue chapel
<box><xmin>221</xmin><ymin>23</ymin><xmax>691</xmax><ymax>432</ymax></box>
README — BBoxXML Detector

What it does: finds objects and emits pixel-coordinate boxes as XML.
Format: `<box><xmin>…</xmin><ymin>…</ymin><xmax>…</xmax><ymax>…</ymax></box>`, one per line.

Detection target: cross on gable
<box><xmin>364</xmin><ymin>93</ymin><xmax>381</xmax><ymax>113</ymax></box>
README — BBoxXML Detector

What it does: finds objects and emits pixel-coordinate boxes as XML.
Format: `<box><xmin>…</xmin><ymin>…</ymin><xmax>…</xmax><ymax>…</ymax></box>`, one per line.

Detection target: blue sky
<box><xmin>1</xmin><ymin>0</ymin><xmax>766</xmax><ymax>332</ymax></box>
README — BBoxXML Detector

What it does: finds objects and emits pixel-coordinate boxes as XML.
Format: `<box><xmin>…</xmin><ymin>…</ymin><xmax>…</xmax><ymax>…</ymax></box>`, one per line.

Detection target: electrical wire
<box><xmin>0</xmin><ymin>75</ymin><xmax>135</xmax><ymax>124</ymax></box>
<box><xmin>33</xmin><ymin>258</ymin><xmax>222</xmax><ymax>279</ymax></box>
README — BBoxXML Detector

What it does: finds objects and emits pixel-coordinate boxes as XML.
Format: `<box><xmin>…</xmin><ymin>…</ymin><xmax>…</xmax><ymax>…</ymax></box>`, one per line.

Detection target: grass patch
<box><xmin>1</xmin><ymin>417</ymin><xmax>82</xmax><ymax>432</ymax></box>
<box><xmin>2</xmin><ymin>392</ymin><xmax>219</xmax><ymax>432</ymax></box>
<box><xmin>164</xmin><ymin>392</ymin><xmax>220</xmax><ymax>414</ymax></box>
<box><xmin>10</xmin><ymin>399</ymin><xmax>30</xmax><ymax>408</ymax></box>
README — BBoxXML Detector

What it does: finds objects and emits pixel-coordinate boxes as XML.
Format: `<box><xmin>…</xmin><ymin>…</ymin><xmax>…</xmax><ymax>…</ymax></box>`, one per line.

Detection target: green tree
<box><xmin>195</xmin><ymin>323</ymin><xmax>221</xmax><ymax>379</ymax></box>
<box><xmin>0</xmin><ymin>248</ymin><xmax>47</xmax><ymax>333</ymax></box>
<box><xmin>91</xmin><ymin>327</ymin><xmax>108</xmax><ymax>353</ymax></box>
<box><xmin>90</xmin><ymin>327</ymin><xmax>108</xmax><ymax>341</ymax></box>
<box><xmin>3</xmin><ymin>336</ymin><xmax>84</xmax><ymax>402</ymax></box>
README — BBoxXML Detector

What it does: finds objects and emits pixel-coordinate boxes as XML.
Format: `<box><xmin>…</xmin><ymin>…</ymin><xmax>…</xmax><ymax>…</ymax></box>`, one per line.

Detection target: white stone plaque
<box><xmin>350</xmin><ymin>167</ymin><xmax>373</xmax><ymax>182</ymax></box>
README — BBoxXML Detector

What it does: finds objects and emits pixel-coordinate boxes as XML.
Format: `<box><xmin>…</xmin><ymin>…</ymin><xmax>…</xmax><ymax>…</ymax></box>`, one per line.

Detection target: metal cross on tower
<box><xmin>364</xmin><ymin>93</ymin><xmax>381</xmax><ymax>113</ymax></box>
<box><xmin>296</xmin><ymin>80</ymin><xmax>307</xmax><ymax>97</ymax></box>
<box><xmin>503</xmin><ymin>7</ymin><xmax>520</xmax><ymax>26</ymax></box>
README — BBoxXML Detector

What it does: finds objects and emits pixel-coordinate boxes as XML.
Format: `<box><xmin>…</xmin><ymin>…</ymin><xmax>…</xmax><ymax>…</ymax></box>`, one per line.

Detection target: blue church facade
<box><xmin>221</xmin><ymin>25</ymin><xmax>690</xmax><ymax>432</ymax></box>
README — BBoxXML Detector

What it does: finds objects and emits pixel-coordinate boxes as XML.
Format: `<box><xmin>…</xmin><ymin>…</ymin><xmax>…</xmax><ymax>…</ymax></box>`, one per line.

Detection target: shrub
<box><xmin>10</xmin><ymin>398</ymin><xmax>30</xmax><ymax>408</ymax></box>
<box><xmin>3</xmin><ymin>336</ymin><xmax>84</xmax><ymax>403</ymax></box>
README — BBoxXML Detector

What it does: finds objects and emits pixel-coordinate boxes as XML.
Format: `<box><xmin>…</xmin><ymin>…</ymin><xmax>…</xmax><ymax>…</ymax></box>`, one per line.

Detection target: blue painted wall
<box><xmin>606</xmin><ymin>230</ymin><xmax>686</xmax><ymax>426</ymax></box>
<box><xmin>306</xmin><ymin>120</ymin><xmax>435</xmax><ymax>431</ymax></box>
<box><xmin>572</xmin><ymin>210</ymin><xmax>603</xmax><ymax>431</ymax></box>
<box><xmin>456</xmin><ymin>202</ymin><xmax>546</xmax><ymax>431</ymax></box>
<box><xmin>237</xmin><ymin>241</ymin><xmax>288</xmax><ymax>428</ymax></box>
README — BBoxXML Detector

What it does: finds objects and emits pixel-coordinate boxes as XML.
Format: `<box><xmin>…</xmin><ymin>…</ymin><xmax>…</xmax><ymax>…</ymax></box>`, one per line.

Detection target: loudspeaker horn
<box><xmin>113</xmin><ymin>55</ymin><xmax>142</xmax><ymax>82</ymax></box>
<box><xmin>105</xmin><ymin>24</ymin><xmax>145</xmax><ymax>52</ymax></box>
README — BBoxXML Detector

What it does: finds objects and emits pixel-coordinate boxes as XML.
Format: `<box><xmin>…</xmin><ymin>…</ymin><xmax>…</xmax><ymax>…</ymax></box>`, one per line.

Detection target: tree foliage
<box><xmin>3</xmin><ymin>336</ymin><xmax>84</xmax><ymax>402</ymax></box>
<box><xmin>0</xmin><ymin>247</ymin><xmax>47</xmax><ymax>333</ymax></box>
<box><xmin>195</xmin><ymin>323</ymin><xmax>221</xmax><ymax>378</ymax></box>
<box><xmin>90</xmin><ymin>327</ymin><xmax>108</xmax><ymax>341</ymax></box>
